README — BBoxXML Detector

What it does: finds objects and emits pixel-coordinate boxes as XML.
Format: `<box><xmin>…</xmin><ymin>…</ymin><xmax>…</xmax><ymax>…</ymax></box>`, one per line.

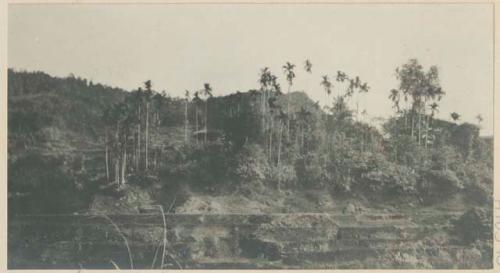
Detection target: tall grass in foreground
<box><xmin>99</xmin><ymin>214</ymin><xmax>134</xmax><ymax>269</ymax></box>
<box><xmin>91</xmin><ymin>199</ymin><xmax>181</xmax><ymax>269</ymax></box>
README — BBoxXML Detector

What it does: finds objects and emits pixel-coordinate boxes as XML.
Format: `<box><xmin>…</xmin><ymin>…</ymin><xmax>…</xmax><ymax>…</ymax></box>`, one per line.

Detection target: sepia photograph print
<box><xmin>5</xmin><ymin>2</ymin><xmax>495</xmax><ymax>270</ymax></box>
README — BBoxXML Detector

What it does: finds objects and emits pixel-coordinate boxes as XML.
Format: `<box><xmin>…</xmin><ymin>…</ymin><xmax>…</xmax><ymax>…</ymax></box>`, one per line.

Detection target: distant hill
<box><xmin>8</xmin><ymin>70</ymin><xmax>322</xmax><ymax>157</ymax></box>
<box><xmin>8</xmin><ymin>69</ymin><xmax>127</xmax><ymax>157</ymax></box>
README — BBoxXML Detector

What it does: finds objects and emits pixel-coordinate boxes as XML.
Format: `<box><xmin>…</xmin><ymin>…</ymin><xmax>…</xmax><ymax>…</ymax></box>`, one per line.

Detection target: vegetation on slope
<box><xmin>7</xmin><ymin>59</ymin><xmax>493</xmax><ymax>216</ymax></box>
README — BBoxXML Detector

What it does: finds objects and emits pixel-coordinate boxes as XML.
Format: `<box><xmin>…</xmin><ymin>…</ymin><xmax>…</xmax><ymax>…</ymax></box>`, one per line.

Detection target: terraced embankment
<box><xmin>8</xmin><ymin>211</ymin><xmax>492</xmax><ymax>269</ymax></box>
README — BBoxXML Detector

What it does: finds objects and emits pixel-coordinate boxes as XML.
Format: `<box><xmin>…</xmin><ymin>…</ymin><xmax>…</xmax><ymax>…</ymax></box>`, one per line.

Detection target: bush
<box><xmin>461</xmin><ymin>161</ymin><xmax>493</xmax><ymax>204</ymax></box>
<box><xmin>231</xmin><ymin>143</ymin><xmax>267</xmax><ymax>183</ymax></box>
<box><xmin>419</xmin><ymin>169</ymin><xmax>464</xmax><ymax>199</ymax></box>
<box><xmin>294</xmin><ymin>153</ymin><xmax>327</xmax><ymax>188</ymax></box>
<box><xmin>360</xmin><ymin>161</ymin><xmax>418</xmax><ymax>195</ymax></box>
<box><xmin>452</xmin><ymin>207</ymin><xmax>492</xmax><ymax>245</ymax></box>
<box><xmin>264</xmin><ymin>164</ymin><xmax>297</xmax><ymax>190</ymax></box>
<box><xmin>8</xmin><ymin>152</ymin><xmax>88</xmax><ymax>214</ymax></box>
<box><xmin>158</xmin><ymin>142</ymin><xmax>232</xmax><ymax>190</ymax></box>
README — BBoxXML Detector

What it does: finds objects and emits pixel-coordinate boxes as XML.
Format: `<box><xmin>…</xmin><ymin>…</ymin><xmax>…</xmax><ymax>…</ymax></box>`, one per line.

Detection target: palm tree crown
<box><xmin>304</xmin><ymin>60</ymin><xmax>312</xmax><ymax>73</ymax></box>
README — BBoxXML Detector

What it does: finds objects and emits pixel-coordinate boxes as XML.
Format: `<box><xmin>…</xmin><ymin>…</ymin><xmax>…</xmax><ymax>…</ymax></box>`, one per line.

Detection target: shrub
<box><xmin>231</xmin><ymin>143</ymin><xmax>267</xmax><ymax>183</ymax></box>
<box><xmin>360</xmin><ymin>161</ymin><xmax>418</xmax><ymax>195</ymax></box>
<box><xmin>264</xmin><ymin>164</ymin><xmax>297</xmax><ymax>190</ymax></box>
<box><xmin>294</xmin><ymin>153</ymin><xmax>327</xmax><ymax>188</ymax></box>
<box><xmin>419</xmin><ymin>169</ymin><xmax>464</xmax><ymax>199</ymax></box>
<box><xmin>8</xmin><ymin>152</ymin><xmax>87</xmax><ymax>214</ymax></box>
<box><xmin>158</xmin><ymin>142</ymin><xmax>232</xmax><ymax>190</ymax></box>
<box><xmin>452</xmin><ymin>207</ymin><xmax>492</xmax><ymax>245</ymax></box>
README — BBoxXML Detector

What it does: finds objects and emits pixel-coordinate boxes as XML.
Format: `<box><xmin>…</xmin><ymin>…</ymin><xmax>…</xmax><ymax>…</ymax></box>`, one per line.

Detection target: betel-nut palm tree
<box><xmin>450</xmin><ymin>112</ymin><xmax>460</xmax><ymax>123</ymax></box>
<box><xmin>389</xmin><ymin>88</ymin><xmax>402</xmax><ymax>133</ymax></box>
<box><xmin>184</xmin><ymin>90</ymin><xmax>190</xmax><ymax>143</ymax></box>
<box><xmin>267</xmin><ymin>75</ymin><xmax>282</xmax><ymax>162</ymax></box>
<box><xmin>193</xmin><ymin>91</ymin><xmax>202</xmax><ymax>144</ymax></box>
<box><xmin>321</xmin><ymin>75</ymin><xmax>332</xmax><ymax>110</ymax></box>
<box><xmin>302</xmin><ymin>60</ymin><xmax>313</xmax><ymax>115</ymax></box>
<box><xmin>202</xmin><ymin>83</ymin><xmax>213</xmax><ymax>143</ymax></box>
<box><xmin>102</xmin><ymin>107</ymin><xmax>114</xmax><ymax>183</ymax></box>
<box><xmin>476</xmin><ymin>114</ymin><xmax>483</xmax><ymax>127</ymax></box>
<box><xmin>276</xmin><ymin>109</ymin><xmax>288</xmax><ymax>192</ymax></box>
<box><xmin>304</xmin><ymin>59</ymin><xmax>312</xmax><ymax>73</ymax></box>
<box><xmin>259</xmin><ymin>67</ymin><xmax>272</xmax><ymax>131</ymax></box>
<box><xmin>283</xmin><ymin>62</ymin><xmax>296</xmax><ymax>138</ymax></box>
<box><xmin>143</xmin><ymin>80</ymin><xmax>153</xmax><ymax>170</ymax></box>
<box><xmin>389</xmin><ymin>89</ymin><xmax>400</xmax><ymax>112</ymax></box>
<box><xmin>425</xmin><ymin>102</ymin><xmax>439</xmax><ymax>148</ymax></box>
<box><xmin>133</xmin><ymin>88</ymin><xmax>143</xmax><ymax>171</ymax></box>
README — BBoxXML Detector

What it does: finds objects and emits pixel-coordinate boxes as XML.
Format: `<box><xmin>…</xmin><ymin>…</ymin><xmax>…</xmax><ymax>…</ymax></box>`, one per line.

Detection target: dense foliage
<box><xmin>7</xmin><ymin>59</ymin><xmax>493</xmax><ymax>214</ymax></box>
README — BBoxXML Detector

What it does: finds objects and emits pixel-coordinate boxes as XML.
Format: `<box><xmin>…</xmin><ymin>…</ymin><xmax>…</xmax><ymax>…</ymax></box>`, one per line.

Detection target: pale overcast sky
<box><xmin>8</xmin><ymin>4</ymin><xmax>494</xmax><ymax>135</ymax></box>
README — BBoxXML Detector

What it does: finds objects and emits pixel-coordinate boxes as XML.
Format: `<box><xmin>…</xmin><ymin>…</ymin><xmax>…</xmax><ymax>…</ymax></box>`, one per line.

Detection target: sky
<box><xmin>8</xmin><ymin>3</ymin><xmax>494</xmax><ymax>135</ymax></box>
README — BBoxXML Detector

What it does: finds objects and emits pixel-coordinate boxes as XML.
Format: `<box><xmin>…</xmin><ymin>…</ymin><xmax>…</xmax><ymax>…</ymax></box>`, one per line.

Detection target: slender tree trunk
<box><xmin>121</xmin><ymin>140</ymin><xmax>127</xmax><ymax>186</ymax></box>
<box><xmin>294</xmin><ymin>124</ymin><xmax>300</xmax><ymax>151</ymax></box>
<box><xmin>277</xmin><ymin>123</ymin><xmax>283</xmax><ymax>192</ymax></box>
<box><xmin>265</xmin><ymin>90</ymin><xmax>269</xmax><ymax>133</ymax></box>
<box><xmin>184</xmin><ymin>100</ymin><xmax>188</xmax><ymax>143</ymax></box>
<box><xmin>394</xmin><ymin>141</ymin><xmax>398</xmax><ymax>162</ymax></box>
<box><xmin>205</xmin><ymin>100</ymin><xmax>208</xmax><ymax>143</ymax></box>
<box><xmin>429</xmin><ymin>116</ymin><xmax>433</xmax><ymax>147</ymax></box>
<box><xmin>261</xmin><ymin>92</ymin><xmax>265</xmax><ymax>133</ymax></box>
<box><xmin>356</xmin><ymin>101</ymin><xmax>359</xmax><ymax>121</ymax></box>
<box><xmin>105</xmin><ymin>129</ymin><xmax>110</xmax><ymax>183</ymax></box>
<box><xmin>115</xmin><ymin>158</ymin><xmax>120</xmax><ymax>185</ymax></box>
<box><xmin>411</xmin><ymin>110</ymin><xmax>415</xmax><ymax>141</ymax></box>
<box><xmin>154</xmin><ymin>149</ymin><xmax>158</xmax><ymax>170</ymax></box>
<box><xmin>146</xmin><ymin>102</ymin><xmax>149</xmax><ymax>170</ymax></box>
<box><xmin>137</xmin><ymin>104</ymin><xmax>141</xmax><ymax>170</ymax></box>
<box><xmin>269</xmin><ymin>117</ymin><xmax>273</xmax><ymax>161</ymax></box>
<box><xmin>195</xmin><ymin>106</ymin><xmax>199</xmax><ymax>144</ymax></box>
<box><xmin>403</xmin><ymin>110</ymin><xmax>408</xmax><ymax>127</ymax></box>
<box><xmin>134</xmin><ymin>126</ymin><xmax>139</xmax><ymax>171</ymax></box>
<box><xmin>115</xmin><ymin>122</ymin><xmax>120</xmax><ymax>183</ymax></box>
<box><xmin>287</xmin><ymin>85</ymin><xmax>291</xmax><ymax>139</ymax></box>
<box><xmin>277</xmin><ymin>123</ymin><xmax>282</xmax><ymax>168</ymax></box>
<box><xmin>425</xmin><ymin>114</ymin><xmax>429</xmax><ymax>149</ymax></box>
<box><xmin>417</xmin><ymin>102</ymin><xmax>422</xmax><ymax>146</ymax></box>
<box><xmin>301</xmin><ymin>127</ymin><xmax>304</xmax><ymax>152</ymax></box>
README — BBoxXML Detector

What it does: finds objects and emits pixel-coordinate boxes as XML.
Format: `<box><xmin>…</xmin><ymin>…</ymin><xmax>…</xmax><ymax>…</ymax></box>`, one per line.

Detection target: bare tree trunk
<box><xmin>301</xmin><ymin>127</ymin><xmax>304</xmax><ymax>152</ymax></box>
<box><xmin>154</xmin><ymin>149</ymin><xmax>157</xmax><ymax>170</ymax></box>
<box><xmin>121</xmin><ymin>141</ymin><xmax>127</xmax><ymax>185</ymax></box>
<box><xmin>404</xmin><ymin>110</ymin><xmax>408</xmax><ymax>128</ymax></box>
<box><xmin>115</xmin><ymin>122</ymin><xmax>120</xmax><ymax>183</ymax></box>
<box><xmin>138</xmin><ymin>104</ymin><xmax>141</xmax><ymax>170</ymax></box>
<box><xmin>356</xmin><ymin>101</ymin><xmax>359</xmax><ymax>121</ymax></box>
<box><xmin>184</xmin><ymin>100</ymin><xmax>188</xmax><ymax>143</ymax></box>
<box><xmin>425</xmin><ymin>114</ymin><xmax>429</xmax><ymax>149</ymax></box>
<box><xmin>195</xmin><ymin>106</ymin><xmax>199</xmax><ymax>144</ymax></box>
<box><xmin>278</xmin><ymin>123</ymin><xmax>282</xmax><ymax>167</ymax></box>
<box><xmin>262</xmin><ymin>89</ymin><xmax>268</xmax><ymax>133</ymax></box>
<box><xmin>105</xmin><ymin>129</ymin><xmax>110</xmax><ymax>183</ymax></box>
<box><xmin>115</xmin><ymin>158</ymin><xmax>120</xmax><ymax>185</ymax></box>
<box><xmin>417</xmin><ymin>102</ymin><xmax>422</xmax><ymax>146</ymax></box>
<box><xmin>146</xmin><ymin>102</ymin><xmax>149</xmax><ymax>170</ymax></box>
<box><xmin>205</xmin><ymin>100</ymin><xmax>208</xmax><ymax>143</ymax></box>
<box><xmin>295</xmin><ymin>125</ymin><xmax>299</xmax><ymax>149</ymax></box>
<box><xmin>287</xmin><ymin>85</ymin><xmax>291</xmax><ymax>139</ymax></box>
<box><xmin>277</xmin><ymin>123</ymin><xmax>283</xmax><ymax>192</ymax></box>
<box><xmin>261</xmin><ymin>92</ymin><xmax>265</xmax><ymax>133</ymax></box>
<box><xmin>269</xmin><ymin>117</ymin><xmax>273</xmax><ymax>161</ymax></box>
<box><xmin>411</xmin><ymin>110</ymin><xmax>415</xmax><ymax>141</ymax></box>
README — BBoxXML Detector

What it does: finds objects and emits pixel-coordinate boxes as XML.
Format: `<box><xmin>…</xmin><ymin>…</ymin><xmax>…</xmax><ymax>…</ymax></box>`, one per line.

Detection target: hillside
<box><xmin>7</xmin><ymin>68</ymin><xmax>494</xmax><ymax>270</ymax></box>
<box><xmin>7</xmin><ymin>69</ymin><xmax>493</xmax><ymax>216</ymax></box>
